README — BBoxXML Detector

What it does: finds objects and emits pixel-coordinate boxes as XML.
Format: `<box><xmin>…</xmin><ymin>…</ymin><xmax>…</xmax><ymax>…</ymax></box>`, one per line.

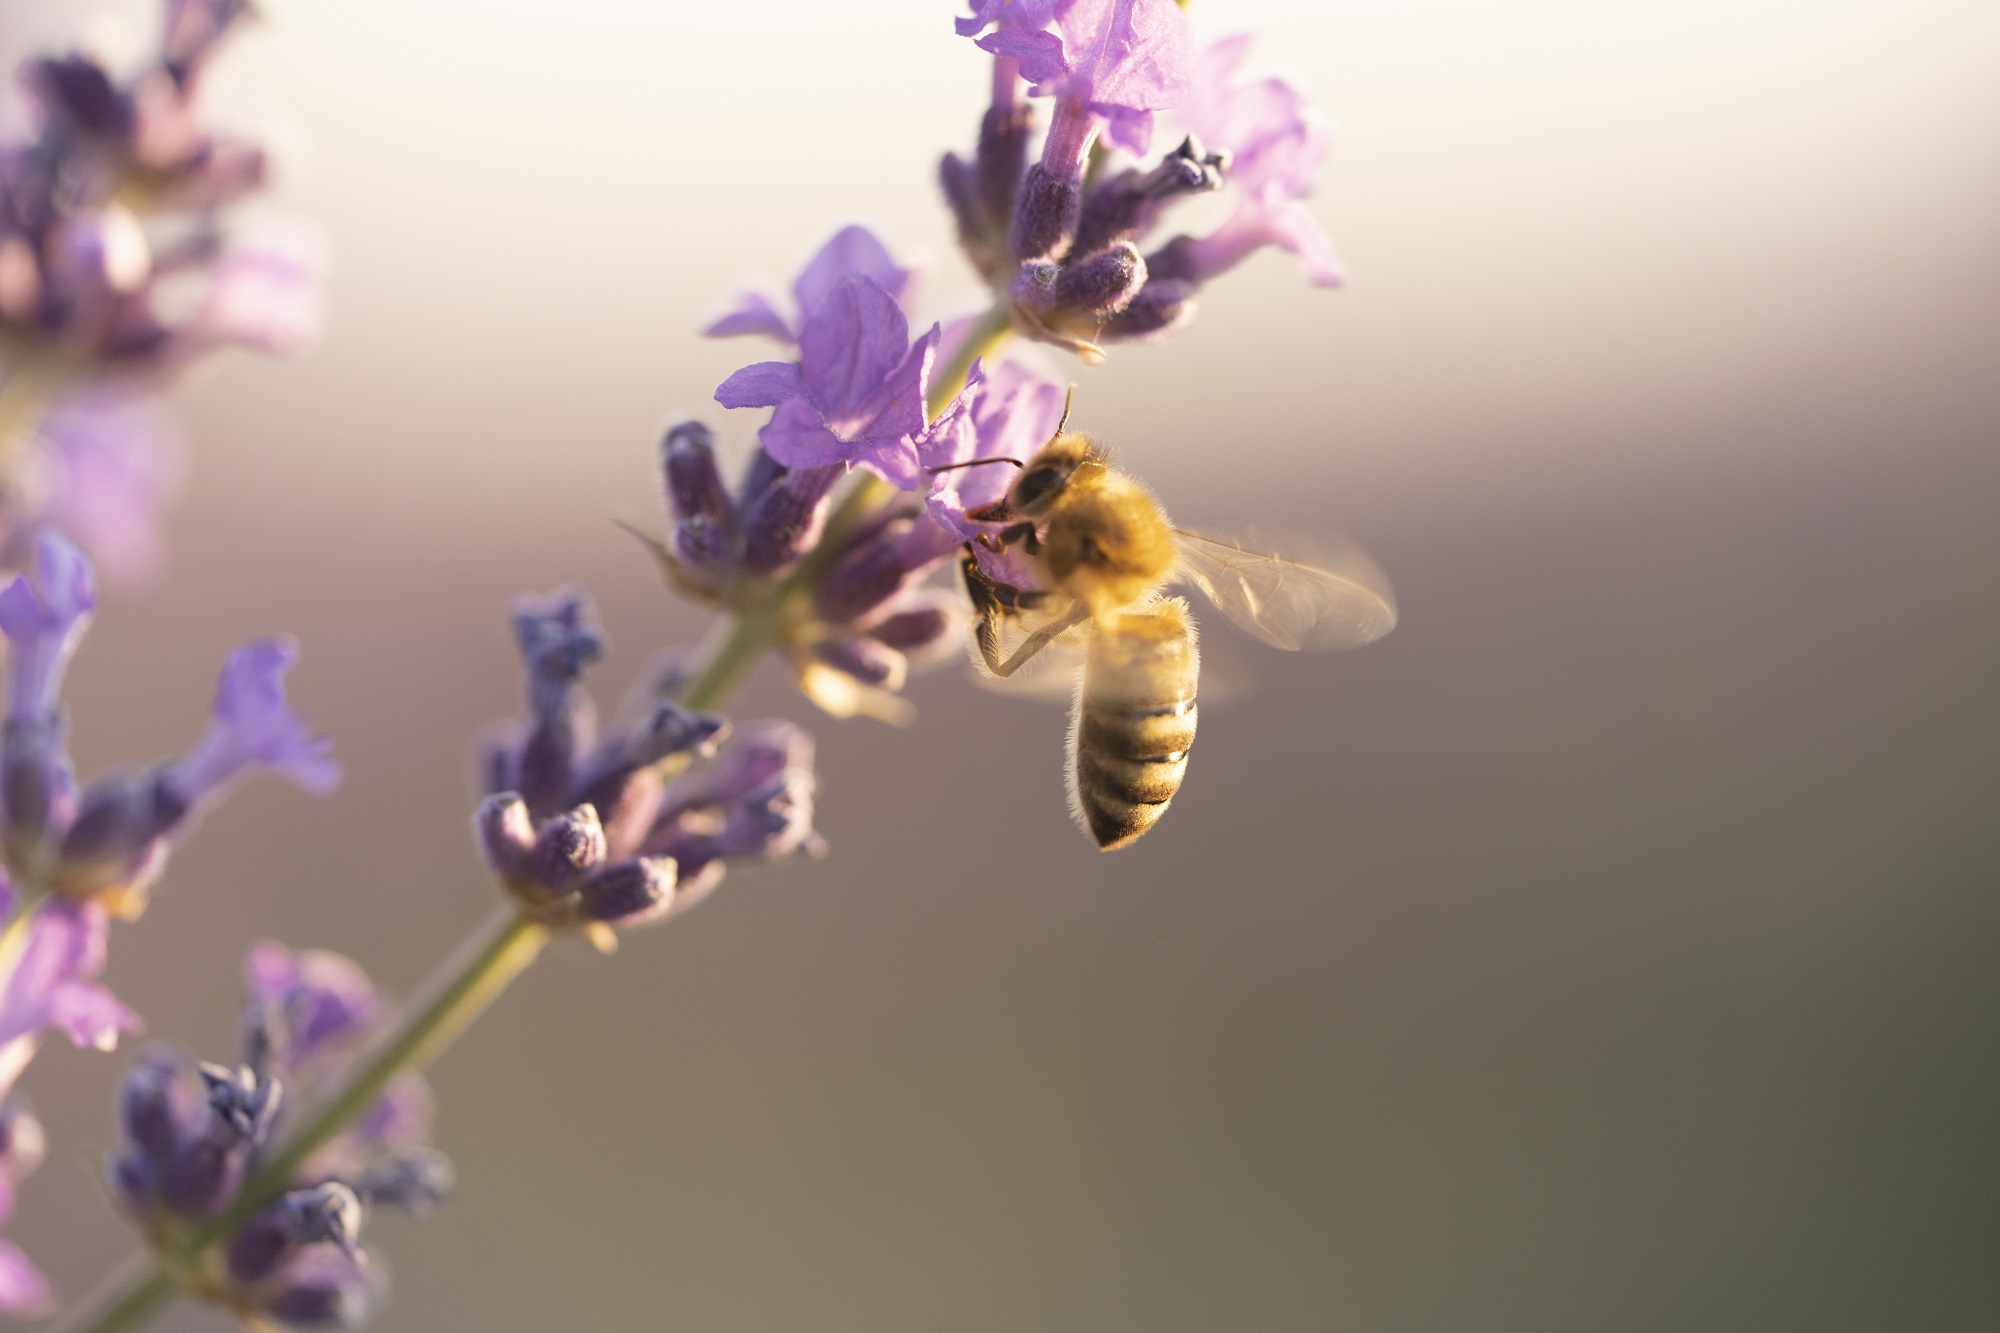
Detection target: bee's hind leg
<box><xmin>987</xmin><ymin>603</ymin><xmax>1089</xmax><ymax>678</ymax></box>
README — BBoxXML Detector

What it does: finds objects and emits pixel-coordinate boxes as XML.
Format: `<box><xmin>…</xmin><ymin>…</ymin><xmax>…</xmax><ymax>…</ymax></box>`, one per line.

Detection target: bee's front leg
<box><xmin>977</xmin><ymin>521</ymin><xmax>1040</xmax><ymax>556</ymax></box>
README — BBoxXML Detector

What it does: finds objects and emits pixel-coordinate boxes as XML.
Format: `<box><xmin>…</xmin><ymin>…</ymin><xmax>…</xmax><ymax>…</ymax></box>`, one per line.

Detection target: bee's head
<box><xmin>1001</xmin><ymin>433</ymin><xmax>1098</xmax><ymax>518</ymax></box>
<box><xmin>944</xmin><ymin>384</ymin><xmax>1099</xmax><ymax>525</ymax></box>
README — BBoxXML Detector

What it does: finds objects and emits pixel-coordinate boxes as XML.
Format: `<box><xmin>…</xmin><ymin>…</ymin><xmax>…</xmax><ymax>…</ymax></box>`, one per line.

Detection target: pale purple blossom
<box><xmin>956</xmin><ymin>0</ymin><xmax>1065</xmax><ymax>39</ymax></box>
<box><xmin>921</xmin><ymin>357</ymin><xmax>1067</xmax><ymax>588</ymax></box>
<box><xmin>715</xmin><ymin>274</ymin><xmax>941</xmax><ymax>490</ymax></box>
<box><xmin>1162</xmin><ymin>35</ymin><xmax>1344</xmax><ymax>287</ymax></box>
<box><xmin>0</xmin><ymin>899</ymin><xmax>139</xmax><ymax>1068</ymax></box>
<box><xmin>704</xmin><ymin>225</ymin><xmax>912</xmax><ymax>344</ymax></box>
<box><xmin>977</xmin><ymin>0</ymin><xmax>1196</xmax><ymax>156</ymax></box>
<box><xmin>30</xmin><ymin>391</ymin><xmax>184</xmax><ymax>586</ymax></box>
<box><xmin>169</xmin><ymin>638</ymin><xmax>341</xmax><ymax>804</ymax></box>
<box><xmin>0</xmin><ymin>533</ymin><xmax>95</xmax><ymax>722</ymax></box>
<box><xmin>242</xmin><ymin>941</ymin><xmax>383</xmax><ymax>1075</ymax></box>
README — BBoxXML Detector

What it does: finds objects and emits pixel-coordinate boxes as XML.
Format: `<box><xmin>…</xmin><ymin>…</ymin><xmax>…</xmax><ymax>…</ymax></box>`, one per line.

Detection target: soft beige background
<box><xmin>5</xmin><ymin>1</ymin><xmax>1999</xmax><ymax>1329</ymax></box>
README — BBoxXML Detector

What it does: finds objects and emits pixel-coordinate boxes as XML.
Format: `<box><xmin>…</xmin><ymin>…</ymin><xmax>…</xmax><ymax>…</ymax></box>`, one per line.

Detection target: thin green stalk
<box><xmin>63</xmin><ymin>303</ymin><xmax>1020</xmax><ymax>1333</ymax></box>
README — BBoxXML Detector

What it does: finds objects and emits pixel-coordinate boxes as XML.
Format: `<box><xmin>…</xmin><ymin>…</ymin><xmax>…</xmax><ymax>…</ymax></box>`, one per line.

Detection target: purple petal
<box><xmin>1264</xmin><ymin>198</ymin><xmax>1346</xmax><ymax>287</ymax></box>
<box><xmin>792</xmin><ymin>226</ymin><xmax>913</xmax><ymax>324</ymax></box>
<box><xmin>1061</xmin><ymin>0</ymin><xmax>1194</xmax><ymax>113</ymax></box>
<box><xmin>174</xmin><ymin>232</ymin><xmax>324</xmax><ymax>357</ymax></box>
<box><xmin>795</xmin><ymin>275</ymin><xmax>910</xmax><ymax>422</ymax></box>
<box><xmin>826</xmin><ymin>322</ymin><xmax>938</xmax><ymax>487</ymax></box>
<box><xmin>1093</xmin><ymin>105</ymin><xmax>1155</xmax><ymax>156</ymax></box>
<box><xmin>0</xmin><ymin>533</ymin><xmax>96</xmax><ymax>721</ymax></box>
<box><xmin>172</xmin><ymin>638</ymin><xmax>340</xmax><ymax>803</ymax></box>
<box><xmin>757</xmin><ymin>398</ymin><xmax>850</xmax><ymax>470</ymax></box>
<box><xmin>244</xmin><ymin>941</ymin><xmax>382</xmax><ymax>1066</ymax></box>
<box><xmin>0</xmin><ymin>901</ymin><xmax>132</xmax><ymax>1052</ymax></box>
<box><xmin>977</xmin><ymin>27</ymin><xmax>1067</xmax><ymax>88</ymax></box>
<box><xmin>702</xmin><ymin>291</ymin><xmax>795</xmax><ymax>342</ymax></box>
<box><xmin>0</xmin><ymin>1240</ymin><xmax>51</xmax><ymax>1315</ymax></box>
<box><xmin>714</xmin><ymin>361</ymin><xmax>804</xmax><ymax>410</ymax></box>
<box><xmin>44</xmin><ymin>979</ymin><xmax>139</xmax><ymax>1051</ymax></box>
<box><xmin>36</xmin><ymin>391</ymin><xmax>184</xmax><ymax>588</ymax></box>
<box><xmin>956</xmin><ymin>0</ymin><xmax>1064</xmax><ymax>37</ymax></box>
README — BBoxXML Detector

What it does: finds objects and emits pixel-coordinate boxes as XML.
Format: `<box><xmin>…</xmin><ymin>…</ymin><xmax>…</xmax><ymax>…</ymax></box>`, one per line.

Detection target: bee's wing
<box><xmin>1171</xmin><ymin>528</ymin><xmax>1397</xmax><ymax>652</ymax></box>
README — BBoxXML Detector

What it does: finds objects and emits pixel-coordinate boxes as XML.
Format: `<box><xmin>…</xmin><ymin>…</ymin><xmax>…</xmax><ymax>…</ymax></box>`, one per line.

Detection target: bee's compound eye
<box><xmin>1014</xmin><ymin>467</ymin><xmax>1064</xmax><ymax>508</ymax></box>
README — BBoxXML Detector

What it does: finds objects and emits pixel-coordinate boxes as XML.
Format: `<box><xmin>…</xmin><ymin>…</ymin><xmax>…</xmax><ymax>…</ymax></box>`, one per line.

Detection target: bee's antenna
<box><xmin>1055</xmin><ymin>384</ymin><xmax>1076</xmax><ymax>436</ymax></box>
<box><xmin>926</xmin><ymin>456</ymin><xmax>1025</xmax><ymax>475</ymax></box>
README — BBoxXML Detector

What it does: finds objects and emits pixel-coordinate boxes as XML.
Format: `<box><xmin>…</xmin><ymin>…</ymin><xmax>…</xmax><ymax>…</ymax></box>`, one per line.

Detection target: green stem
<box><xmin>56</xmin><ymin>1256</ymin><xmax>176</xmax><ymax>1333</ymax></box>
<box><xmin>64</xmin><ymin>304</ymin><xmax>1020</xmax><ymax>1333</ymax></box>
<box><xmin>930</xmin><ymin>303</ymin><xmax>1013</xmax><ymax>421</ymax></box>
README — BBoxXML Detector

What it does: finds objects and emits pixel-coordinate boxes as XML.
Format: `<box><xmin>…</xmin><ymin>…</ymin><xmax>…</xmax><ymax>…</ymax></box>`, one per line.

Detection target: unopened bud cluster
<box><xmin>477</xmin><ymin>589</ymin><xmax>825</xmax><ymax>938</ymax></box>
<box><xmin>943</xmin><ymin>3</ymin><xmax>1342</xmax><ymax>359</ymax></box>
<box><xmin>646</xmin><ymin>424</ymin><xmax>966</xmax><ymax>723</ymax></box>
<box><xmin>111</xmin><ymin>943</ymin><xmax>448</xmax><ymax>1329</ymax></box>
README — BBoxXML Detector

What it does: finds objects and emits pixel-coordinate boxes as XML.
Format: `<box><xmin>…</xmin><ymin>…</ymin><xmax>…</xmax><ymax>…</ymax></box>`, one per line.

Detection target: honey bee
<box><xmin>942</xmin><ymin>396</ymin><xmax>1397</xmax><ymax>849</ymax></box>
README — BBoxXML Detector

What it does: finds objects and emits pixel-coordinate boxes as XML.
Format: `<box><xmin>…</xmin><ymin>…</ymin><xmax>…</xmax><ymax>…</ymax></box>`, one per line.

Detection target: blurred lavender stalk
<box><xmin>0</xmin><ymin>0</ymin><xmax>320</xmax><ymax>583</ymax></box>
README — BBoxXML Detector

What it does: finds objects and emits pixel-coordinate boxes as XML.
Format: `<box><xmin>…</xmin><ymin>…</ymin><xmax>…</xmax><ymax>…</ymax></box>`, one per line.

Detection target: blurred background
<box><xmin>6</xmin><ymin>0</ymin><xmax>2000</xmax><ymax>1329</ymax></box>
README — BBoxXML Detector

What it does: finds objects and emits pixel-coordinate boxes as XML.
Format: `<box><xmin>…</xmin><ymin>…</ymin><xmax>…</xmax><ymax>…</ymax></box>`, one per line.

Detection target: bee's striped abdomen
<box><xmin>1068</xmin><ymin>600</ymin><xmax>1199</xmax><ymax>850</ymax></box>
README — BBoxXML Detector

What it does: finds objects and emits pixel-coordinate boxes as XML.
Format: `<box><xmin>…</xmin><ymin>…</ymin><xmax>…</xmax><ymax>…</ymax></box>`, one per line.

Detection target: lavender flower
<box><xmin>920</xmin><ymin>357</ymin><xmax>1067</xmax><ymax>591</ymax></box>
<box><xmin>633</xmin><ymin>432</ymin><xmax>968</xmax><ymax>722</ymax></box>
<box><xmin>477</xmin><ymin>590</ymin><xmax>826</xmax><ymax>933</ymax></box>
<box><xmin>1150</xmin><ymin>35</ymin><xmax>1344</xmax><ymax>289</ymax></box>
<box><xmin>715</xmin><ymin>274</ymin><xmax>942</xmax><ymax>490</ymax></box>
<box><xmin>0</xmin><ymin>899</ymin><xmax>139</xmax><ymax>1072</ymax></box>
<box><xmin>705</xmin><ymin>224</ymin><xmax>914</xmax><ymax>345</ymax></box>
<box><xmin>111</xmin><ymin>941</ymin><xmax>442</xmax><ymax>1329</ymax></box>
<box><xmin>645</xmin><ymin>721</ymin><xmax>827</xmax><ymax>882</ymax></box>
<box><xmin>0</xmin><ymin>0</ymin><xmax>321</xmax><ymax>578</ymax></box>
<box><xmin>943</xmin><ymin>10</ymin><xmax>1344</xmax><ymax>355</ymax></box>
<box><xmin>978</xmin><ymin>0</ymin><xmax>1196</xmax><ymax>160</ymax></box>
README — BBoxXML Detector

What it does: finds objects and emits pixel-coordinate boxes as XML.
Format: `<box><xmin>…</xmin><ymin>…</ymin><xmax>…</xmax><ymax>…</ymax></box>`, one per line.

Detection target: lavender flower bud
<box><xmin>574</xmin><ymin>857</ymin><xmax>676</xmax><ymax>927</ymax></box>
<box><xmin>1072</xmin><ymin>135</ymin><xmax>1228</xmax><ymax>255</ymax></box>
<box><xmin>740</xmin><ymin>463</ymin><xmax>842</xmax><ymax>575</ymax></box>
<box><xmin>23</xmin><ymin>56</ymin><xmax>133</xmax><ymax>138</ymax></box>
<box><xmin>226</xmin><ymin>1183</ymin><xmax>363</xmax><ymax>1285</ymax></box>
<box><xmin>810</xmin><ymin>635</ymin><xmax>907</xmax><ymax>692</ymax></box>
<box><xmin>735</xmin><ymin>447</ymin><xmax>789</xmax><ymax>514</ymax></box>
<box><xmin>56</xmin><ymin>770</ymin><xmax>187</xmax><ymax>894</ymax></box>
<box><xmin>349</xmin><ymin>1146</ymin><xmax>454</xmax><ymax>1214</ymax></box>
<box><xmin>200</xmin><ymin>1061</ymin><xmax>282</xmax><ymax>1142</ymax></box>
<box><xmin>865</xmin><ymin>594</ymin><xmax>959</xmax><ymax>659</ymax></box>
<box><xmin>509</xmin><ymin>591</ymin><xmax>604</xmax><ymax>816</ymax></box>
<box><xmin>812</xmin><ymin>503</ymin><xmax>956</xmax><ymax>627</ymax></box>
<box><xmin>1053</xmin><ymin>243</ymin><xmax>1147</xmax><ymax>315</ymax></box>
<box><xmin>162</xmin><ymin>0</ymin><xmax>258</xmax><ymax>88</ymax></box>
<box><xmin>1010</xmin><ymin>162</ymin><xmax>1082</xmax><ymax>265</ymax></box>
<box><xmin>119</xmin><ymin>1046</ymin><xmax>196</xmax><ymax>1161</ymax></box>
<box><xmin>243</xmin><ymin>942</ymin><xmax>384</xmax><ymax>1077</ymax></box>
<box><xmin>1100</xmin><ymin>276</ymin><xmax>1197</xmax><ymax>342</ymax></box>
<box><xmin>940</xmin><ymin>151</ymin><xmax>985</xmax><ymax>247</ymax></box>
<box><xmin>473</xmin><ymin>793</ymin><xmax>535</xmax><ymax>883</ymax></box>
<box><xmin>978</xmin><ymin>104</ymin><xmax>1034</xmax><ymax>234</ymax></box>
<box><xmin>0</xmin><ymin>714</ymin><xmax>74</xmax><ymax>852</ymax></box>
<box><xmin>571</xmin><ymin>701</ymin><xmax>727</xmax><ymax>857</ymax></box>
<box><xmin>1009</xmin><ymin>260</ymin><xmax>1060</xmax><ymax>315</ymax></box>
<box><xmin>662</xmin><ymin>421</ymin><xmax>733</xmax><ymax>531</ymax></box>
<box><xmin>525</xmin><ymin>805</ymin><xmax>607</xmax><ymax>896</ymax></box>
<box><xmin>258</xmin><ymin>1247</ymin><xmax>383</xmax><ymax>1329</ymax></box>
<box><xmin>672</xmin><ymin>513</ymin><xmax>734</xmax><ymax>576</ymax></box>
<box><xmin>0</xmin><ymin>1099</ymin><xmax>46</xmax><ymax>1182</ymax></box>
